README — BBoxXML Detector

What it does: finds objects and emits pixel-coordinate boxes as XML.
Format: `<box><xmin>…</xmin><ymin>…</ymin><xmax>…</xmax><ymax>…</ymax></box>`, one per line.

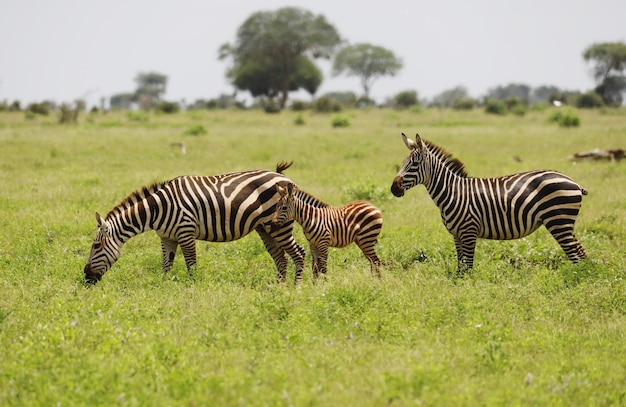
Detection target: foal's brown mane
<box><xmin>293</xmin><ymin>188</ymin><xmax>330</xmax><ymax>208</ymax></box>
<box><xmin>423</xmin><ymin>139</ymin><xmax>468</xmax><ymax>178</ymax></box>
<box><xmin>106</xmin><ymin>181</ymin><xmax>168</xmax><ymax>219</ymax></box>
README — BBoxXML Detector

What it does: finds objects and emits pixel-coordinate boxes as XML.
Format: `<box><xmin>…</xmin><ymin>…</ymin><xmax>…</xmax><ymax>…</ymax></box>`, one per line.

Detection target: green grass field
<box><xmin>1</xmin><ymin>107</ymin><xmax>625</xmax><ymax>406</ymax></box>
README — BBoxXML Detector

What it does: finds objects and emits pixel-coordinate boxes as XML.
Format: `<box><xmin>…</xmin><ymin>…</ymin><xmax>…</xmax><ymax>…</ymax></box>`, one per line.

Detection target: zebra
<box><xmin>390</xmin><ymin>133</ymin><xmax>588</xmax><ymax>274</ymax></box>
<box><xmin>84</xmin><ymin>162</ymin><xmax>306</xmax><ymax>285</ymax></box>
<box><xmin>271</xmin><ymin>182</ymin><xmax>383</xmax><ymax>279</ymax></box>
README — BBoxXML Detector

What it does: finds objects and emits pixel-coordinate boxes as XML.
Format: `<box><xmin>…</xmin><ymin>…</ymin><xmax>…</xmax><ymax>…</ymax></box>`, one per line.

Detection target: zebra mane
<box><xmin>423</xmin><ymin>139</ymin><xmax>468</xmax><ymax>178</ymax></box>
<box><xmin>106</xmin><ymin>181</ymin><xmax>168</xmax><ymax>219</ymax></box>
<box><xmin>294</xmin><ymin>188</ymin><xmax>330</xmax><ymax>208</ymax></box>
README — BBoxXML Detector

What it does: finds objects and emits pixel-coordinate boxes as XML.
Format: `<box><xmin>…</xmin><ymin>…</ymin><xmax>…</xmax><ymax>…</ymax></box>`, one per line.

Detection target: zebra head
<box><xmin>271</xmin><ymin>182</ymin><xmax>296</xmax><ymax>231</ymax></box>
<box><xmin>391</xmin><ymin>133</ymin><xmax>428</xmax><ymax>197</ymax></box>
<box><xmin>84</xmin><ymin>212</ymin><xmax>121</xmax><ymax>283</ymax></box>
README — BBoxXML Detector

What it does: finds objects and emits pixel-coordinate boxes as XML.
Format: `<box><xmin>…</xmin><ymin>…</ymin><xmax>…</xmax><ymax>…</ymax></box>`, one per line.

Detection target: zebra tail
<box><xmin>276</xmin><ymin>161</ymin><xmax>294</xmax><ymax>173</ymax></box>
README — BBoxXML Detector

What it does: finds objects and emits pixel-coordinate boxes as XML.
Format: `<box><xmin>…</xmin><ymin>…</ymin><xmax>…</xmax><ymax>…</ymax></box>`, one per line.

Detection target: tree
<box><xmin>134</xmin><ymin>72</ymin><xmax>168</xmax><ymax>109</ymax></box>
<box><xmin>486</xmin><ymin>83</ymin><xmax>531</xmax><ymax>101</ymax></box>
<box><xmin>332</xmin><ymin>43</ymin><xmax>403</xmax><ymax>99</ymax></box>
<box><xmin>219</xmin><ymin>7</ymin><xmax>341</xmax><ymax>109</ymax></box>
<box><xmin>430</xmin><ymin>85</ymin><xmax>469</xmax><ymax>107</ymax></box>
<box><xmin>583</xmin><ymin>42</ymin><xmax>626</xmax><ymax>106</ymax></box>
<box><xmin>110</xmin><ymin>92</ymin><xmax>135</xmax><ymax>110</ymax></box>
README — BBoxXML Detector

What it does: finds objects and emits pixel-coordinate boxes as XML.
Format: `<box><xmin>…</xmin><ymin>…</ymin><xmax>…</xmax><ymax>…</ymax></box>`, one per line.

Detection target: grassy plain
<box><xmin>0</xmin><ymin>107</ymin><xmax>625</xmax><ymax>406</ymax></box>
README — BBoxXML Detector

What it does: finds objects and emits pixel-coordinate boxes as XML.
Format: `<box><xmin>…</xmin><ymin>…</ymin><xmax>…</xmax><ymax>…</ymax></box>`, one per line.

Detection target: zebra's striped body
<box><xmin>272</xmin><ymin>183</ymin><xmax>383</xmax><ymax>278</ymax></box>
<box><xmin>391</xmin><ymin>133</ymin><xmax>587</xmax><ymax>273</ymax></box>
<box><xmin>84</xmin><ymin>162</ymin><xmax>305</xmax><ymax>284</ymax></box>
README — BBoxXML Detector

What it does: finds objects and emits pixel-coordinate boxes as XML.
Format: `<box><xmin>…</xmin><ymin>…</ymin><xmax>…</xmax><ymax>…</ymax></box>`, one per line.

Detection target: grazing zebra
<box><xmin>271</xmin><ymin>182</ymin><xmax>383</xmax><ymax>279</ymax></box>
<box><xmin>84</xmin><ymin>162</ymin><xmax>306</xmax><ymax>284</ymax></box>
<box><xmin>390</xmin><ymin>133</ymin><xmax>588</xmax><ymax>274</ymax></box>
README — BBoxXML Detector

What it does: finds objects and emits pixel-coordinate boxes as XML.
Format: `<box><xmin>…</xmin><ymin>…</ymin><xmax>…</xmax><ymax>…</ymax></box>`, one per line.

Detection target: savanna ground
<box><xmin>0</xmin><ymin>107</ymin><xmax>625</xmax><ymax>406</ymax></box>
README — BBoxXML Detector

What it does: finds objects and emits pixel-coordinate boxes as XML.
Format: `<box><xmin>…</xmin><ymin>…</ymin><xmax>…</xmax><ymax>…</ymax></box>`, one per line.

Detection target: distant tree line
<box><xmin>3</xmin><ymin>7</ymin><xmax>624</xmax><ymax>114</ymax></box>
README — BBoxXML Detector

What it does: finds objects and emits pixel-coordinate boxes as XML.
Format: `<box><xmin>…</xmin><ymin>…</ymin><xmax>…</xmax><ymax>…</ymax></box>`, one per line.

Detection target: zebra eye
<box><xmin>92</xmin><ymin>241</ymin><xmax>102</xmax><ymax>250</ymax></box>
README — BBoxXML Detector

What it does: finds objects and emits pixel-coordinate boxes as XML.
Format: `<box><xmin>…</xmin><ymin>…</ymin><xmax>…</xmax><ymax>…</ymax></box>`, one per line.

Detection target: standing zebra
<box><xmin>271</xmin><ymin>182</ymin><xmax>383</xmax><ymax>279</ymax></box>
<box><xmin>390</xmin><ymin>133</ymin><xmax>587</xmax><ymax>274</ymax></box>
<box><xmin>84</xmin><ymin>162</ymin><xmax>306</xmax><ymax>284</ymax></box>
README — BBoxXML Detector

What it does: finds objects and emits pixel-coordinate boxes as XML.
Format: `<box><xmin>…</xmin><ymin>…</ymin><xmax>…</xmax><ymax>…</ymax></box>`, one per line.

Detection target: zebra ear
<box><xmin>415</xmin><ymin>133</ymin><xmax>423</xmax><ymax>147</ymax></box>
<box><xmin>276</xmin><ymin>184</ymin><xmax>288</xmax><ymax>197</ymax></box>
<box><xmin>95</xmin><ymin>212</ymin><xmax>109</xmax><ymax>234</ymax></box>
<box><xmin>402</xmin><ymin>133</ymin><xmax>418</xmax><ymax>150</ymax></box>
<box><xmin>287</xmin><ymin>182</ymin><xmax>296</xmax><ymax>195</ymax></box>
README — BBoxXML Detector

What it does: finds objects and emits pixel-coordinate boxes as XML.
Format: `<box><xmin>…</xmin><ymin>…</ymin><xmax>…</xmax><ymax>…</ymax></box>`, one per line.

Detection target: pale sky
<box><xmin>1</xmin><ymin>0</ymin><xmax>624</xmax><ymax>107</ymax></box>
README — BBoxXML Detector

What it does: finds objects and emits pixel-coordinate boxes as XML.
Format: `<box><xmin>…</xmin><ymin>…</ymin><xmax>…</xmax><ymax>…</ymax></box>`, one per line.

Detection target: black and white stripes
<box><xmin>391</xmin><ymin>133</ymin><xmax>587</xmax><ymax>273</ymax></box>
<box><xmin>271</xmin><ymin>183</ymin><xmax>383</xmax><ymax>278</ymax></box>
<box><xmin>84</xmin><ymin>162</ymin><xmax>305</xmax><ymax>284</ymax></box>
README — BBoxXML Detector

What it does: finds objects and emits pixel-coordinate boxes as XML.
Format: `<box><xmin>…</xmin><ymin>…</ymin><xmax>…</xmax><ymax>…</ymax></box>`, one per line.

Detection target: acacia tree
<box><xmin>134</xmin><ymin>72</ymin><xmax>168</xmax><ymax>109</ymax></box>
<box><xmin>583</xmin><ymin>42</ymin><xmax>626</xmax><ymax>106</ymax></box>
<box><xmin>219</xmin><ymin>7</ymin><xmax>341</xmax><ymax>109</ymax></box>
<box><xmin>332</xmin><ymin>43</ymin><xmax>403</xmax><ymax>99</ymax></box>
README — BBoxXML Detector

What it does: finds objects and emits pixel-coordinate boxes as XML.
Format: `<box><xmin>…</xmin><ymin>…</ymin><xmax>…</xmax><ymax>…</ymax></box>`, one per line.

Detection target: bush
<box><xmin>314</xmin><ymin>96</ymin><xmax>342</xmax><ymax>113</ymax></box>
<box><xmin>262</xmin><ymin>99</ymin><xmax>281</xmax><ymax>114</ymax></box>
<box><xmin>183</xmin><ymin>124</ymin><xmax>207</xmax><ymax>136</ymax></box>
<box><xmin>58</xmin><ymin>103</ymin><xmax>79</xmax><ymax>124</ymax></box>
<box><xmin>294</xmin><ymin>115</ymin><xmax>306</xmax><ymax>126</ymax></box>
<box><xmin>26</xmin><ymin>102</ymin><xmax>50</xmax><ymax>116</ymax></box>
<box><xmin>548</xmin><ymin>109</ymin><xmax>581</xmax><ymax>127</ymax></box>
<box><xmin>484</xmin><ymin>99</ymin><xmax>507</xmax><ymax>115</ymax></box>
<box><xmin>321</xmin><ymin>92</ymin><xmax>357</xmax><ymax>108</ymax></box>
<box><xmin>393</xmin><ymin>90</ymin><xmax>418</xmax><ymax>108</ymax></box>
<box><xmin>511</xmin><ymin>104</ymin><xmax>527</xmax><ymax>116</ymax></box>
<box><xmin>452</xmin><ymin>98</ymin><xmax>477</xmax><ymax>110</ymax></box>
<box><xmin>331</xmin><ymin>115</ymin><xmax>350</xmax><ymax>127</ymax></box>
<box><xmin>574</xmin><ymin>92</ymin><xmax>604</xmax><ymax>108</ymax></box>
<box><xmin>290</xmin><ymin>100</ymin><xmax>309</xmax><ymax>111</ymax></box>
<box><xmin>155</xmin><ymin>101</ymin><xmax>180</xmax><ymax>114</ymax></box>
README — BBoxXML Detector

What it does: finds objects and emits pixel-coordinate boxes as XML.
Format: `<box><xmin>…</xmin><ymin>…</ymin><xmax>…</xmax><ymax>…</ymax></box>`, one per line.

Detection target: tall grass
<box><xmin>1</xmin><ymin>108</ymin><xmax>625</xmax><ymax>405</ymax></box>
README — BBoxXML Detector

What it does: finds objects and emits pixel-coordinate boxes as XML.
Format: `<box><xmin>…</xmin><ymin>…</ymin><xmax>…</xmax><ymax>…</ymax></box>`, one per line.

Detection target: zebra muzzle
<box><xmin>83</xmin><ymin>263</ymin><xmax>102</xmax><ymax>284</ymax></box>
<box><xmin>391</xmin><ymin>177</ymin><xmax>405</xmax><ymax>197</ymax></box>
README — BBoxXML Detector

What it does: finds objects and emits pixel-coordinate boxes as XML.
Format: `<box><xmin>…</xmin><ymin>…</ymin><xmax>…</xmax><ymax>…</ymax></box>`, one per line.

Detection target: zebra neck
<box><xmin>292</xmin><ymin>194</ymin><xmax>321</xmax><ymax>229</ymax></box>
<box><xmin>424</xmin><ymin>162</ymin><xmax>466</xmax><ymax>208</ymax></box>
<box><xmin>109</xmin><ymin>197</ymin><xmax>156</xmax><ymax>244</ymax></box>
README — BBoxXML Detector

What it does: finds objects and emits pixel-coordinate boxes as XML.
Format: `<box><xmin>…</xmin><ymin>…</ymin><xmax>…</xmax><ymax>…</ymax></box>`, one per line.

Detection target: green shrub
<box><xmin>574</xmin><ymin>92</ymin><xmax>604</xmax><ymax>108</ymax></box>
<box><xmin>58</xmin><ymin>103</ymin><xmax>79</xmax><ymax>124</ymax></box>
<box><xmin>484</xmin><ymin>99</ymin><xmax>507</xmax><ymax>115</ymax></box>
<box><xmin>183</xmin><ymin>124</ymin><xmax>207</xmax><ymax>136</ymax></box>
<box><xmin>26</xmin><ymin>102</ymin><xmax>49</xmax><ymax>116</ymax></box>
<box><xmin>393</xmin><ymin>90</ymin><xmax>418</xmax><ymax>108</ymax></box>
<box><xmin>314</xmin><ymin>96</ymin><xmax>342</xmax><ymax>113</ymax></box>
<box><xmin>155</xmin><ymin>101</ymin><xmax>180</xmax><ymax>114</ymax></box>
<box><xmin>294</xmin><ymin>115</ymin><xmax>306</xmax><ymax>126</ymax></box>
<box><xmin>290</xmin><ymin>100</ymin><xmax>309</xmax><ymax>111</ymax></box>
<box><xmin>331</xmin><ymin>115</ymin><xmax>350</xmax><ymax>127</ymax></box>
<box><xmin>343</xmin><ymin>182</ymin><xmax>388</xmax><ymax>202</ymax></box>
<box><xmin>548</xmin><ymin>109</ymin><xmax>581</xmax><ymax>127</ymax></box>
<box><xmin>452</xmin><ymin>98</ymin><xmax>477</xmax><ymax>110</ymax></box>
<box><xmin>262</xmin><ymin>99</ymin><xmax>281</xmax><ymax>114</ymax></box>
<box><xmin>511</xmin><ymin>104</ymin><xmax>527</xmax><ymax>116</ymax></box>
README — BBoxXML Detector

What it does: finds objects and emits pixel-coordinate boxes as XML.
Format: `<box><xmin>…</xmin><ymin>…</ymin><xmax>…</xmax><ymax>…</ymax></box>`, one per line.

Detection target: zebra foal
<box><xmin>84</xmin><ymin>162</ymin><xmax>305</xmax><ymax>284</ymax></box>
<box><xmin>391</xmin><ymin>133</ymin><xmax>588</xmax><ymax>274</ymax></box>
<box><xmin>271</xmin><ymin>183</ymin><xmax>383</xmax><ymax>279</ymax></box>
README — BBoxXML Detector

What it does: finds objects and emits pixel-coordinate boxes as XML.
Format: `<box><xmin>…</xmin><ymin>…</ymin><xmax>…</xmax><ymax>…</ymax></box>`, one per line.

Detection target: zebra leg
<box><xmin>355</xmin><ymin>240</ymin><xmax>381</xmax><ymax>278</ymax></box>
<box><xmin>178</xmin><ymin>235</ymin><xmax>198</xmax><ymax>272</ymax></box>
<box><xmin>255</xmin><ymin>225</ymin><xmax>289</xmax><ymax>283</ymax></box>
<box><xmin>544</xmin><ymin>221</ymin><xmax>588</xmax><ymax>262</ymax></box>
<box><xmin>160</xmin><ymin>237</ymin><xmax>179</xmax><ymax>273</ymax></box>
<box><xmin>316</xmin><ymin>241</ymin><xmax>330</xmax><ymax>277</ymax></box>
<box><xmin>310</xmin><ymin>243</ymin><xmax>321</xmax><ymax>280</ymax></box>
<box><xmin>454</xmin><ymin>234</ymin><xmax>477</xmax><ymax>276</ymax></box>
